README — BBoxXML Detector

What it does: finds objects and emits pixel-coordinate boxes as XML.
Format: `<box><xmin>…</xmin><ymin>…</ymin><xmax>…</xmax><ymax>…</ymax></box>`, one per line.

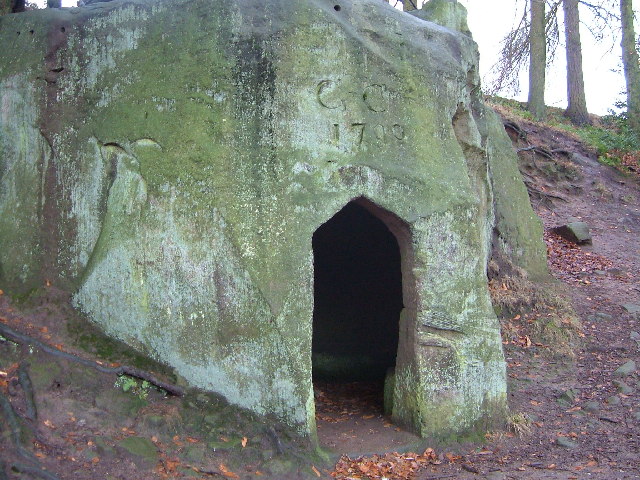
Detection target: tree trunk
<box><xmin>402</xmin><ymin>0</ymin><xmax>417</xmax><ymax>11</ymax></box>
<box><xmin>563</xmin><ymin>0</ymin><xmax>591</xmax><ymax>125</ymax></box>
<box><xmin>528</xmin><ymin>0</ymin><xmax>547</xmax><ymax>120</ymax></box>
<box><xmin>620</xmin><ymin>0</ymin><xmax>640</xmax><ymax>135</ymax></box>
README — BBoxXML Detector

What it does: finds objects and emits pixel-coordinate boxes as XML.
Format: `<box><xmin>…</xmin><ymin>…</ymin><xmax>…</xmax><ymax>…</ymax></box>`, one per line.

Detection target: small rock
<box><xmin>484</xmin><ymin>472</ymin><xmax>506</xmax><ymax>480</ymax></box>
<box><xmin>556</xmin><ymin>436</ymin><xmax>577</xmax><ymax>448</ymax></box>
<box><xmin>614</xmin><ymin>360</ymin><xmax>637</xmax><ymax>377</ymax></box>
<box><xmin>584</xmin><ymin>401</ymin><xmax>600</xmax><ymax>413</ymax></box>
<box><xmin>613</xmin><ymin>380</ymin><xmax>634</xmax><ymax>395</ymax></box>
<box><xmin>117</xmin><ymin>436</ymin><xmax>158</xmax><ymax>468</ymax></box>
<box><xmin>552</xmin><ymin>222</ymin><xmax>592</xmax><ymax>245</ymax></box>
<box><xmin>631</xmin><ymin>331</ymin><xmax>640</xmax><ymax>342</ymax></box>
<box><xmin>606</xmin><ymin>395</ymin><xmax>621</xmax><ymax>405</ymax></box>
<box><xmin>633</xmin><ymin>412</ymin><xmax>640</xmax><ymax>422</ymax></box>
<box><xmin>594</xmin><ymin>270</ymin><xmax>606</xmax><ymax>276</ymax></box>
<box><xmin>608</xmin><ymin>268</ymin><xmax>626</xmax><ymax>277</ymax></box>
<box><xmin>558</xmin><ymin>388</ymin><xmax>578</xmax><ymax>405</ymax></box>
<box><xmin>622</xmin><ymin>304</ymin><xmax>640</xmax><ymax>316</ymax></box>
<box><xmin>569</xmin><ymin>153</ymin><xmax>596</xmax><ymax>167</ymax></box>
<box><xmin>588</xmin><ymin>312</ymin><xmax>613</xmax><ymax>322</ymax></box>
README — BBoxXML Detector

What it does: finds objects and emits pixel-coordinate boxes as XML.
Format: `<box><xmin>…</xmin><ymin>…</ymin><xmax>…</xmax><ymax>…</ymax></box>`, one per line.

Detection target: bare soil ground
<box><xmin>1</xmin><ymin>111</ymin><xmax>639</xmax><ymax>480</ymax></box>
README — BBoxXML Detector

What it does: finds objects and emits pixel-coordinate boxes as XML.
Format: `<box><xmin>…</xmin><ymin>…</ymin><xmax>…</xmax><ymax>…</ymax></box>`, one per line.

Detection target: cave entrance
<box><xmin>312</xmin><ymin>199</ymin><xmax>404</xmax><ymax>416</ymax></box>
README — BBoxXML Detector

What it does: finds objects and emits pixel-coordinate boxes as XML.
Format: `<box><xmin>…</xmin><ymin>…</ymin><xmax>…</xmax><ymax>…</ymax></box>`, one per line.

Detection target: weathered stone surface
<box><xmin>411</xmin><ymin>0</ymin><xmax>471</xmax><ymax>35</ymax></box>
<box><xmin>613</xmin><ymin>380</ymin><xmax>634</xmax><ymax>395</ymax></box>
<box><xmin>614</xmin><ymin>360</ymin><xmax>637</xmax><ymax>377</ymax></box>
<box><xmin>584</xmin><ymin>401</ymin><xmax>600</xmax><ymax>413</ymax></box>
<box><xmin>552</xmin><ymin>222</ymin><xmax>592</xmax><ymax>245</ymax></box>
<box><xmin>622</xmin><ymin>304</ymin><xmax>640</xmax><ymax>316</ymax></box>
<box><xmin>0</xmin><ymin>0</ymin><xmax>548</xmax><ymax>440</ymax></box>
<box><xmin>117</xmin><ymin>436</ymin><xmax>158</xmax><ymax>468</ymax></box>
<box><xmin>555</xmin><ymin>436</ymin><xmax>577</xmax><ymax>449</ymax></box>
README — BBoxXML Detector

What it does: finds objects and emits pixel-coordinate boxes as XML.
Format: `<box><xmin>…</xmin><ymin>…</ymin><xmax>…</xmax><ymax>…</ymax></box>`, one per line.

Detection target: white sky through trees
<box><xmin>43</xmin><ymin>0</ymin><xmax>631</xmax><ymax>115</ymax></box>
<box><xmin>460</xmin><ymin>0</ymin><xmax>627</xmax><ymax>115</ymax></box>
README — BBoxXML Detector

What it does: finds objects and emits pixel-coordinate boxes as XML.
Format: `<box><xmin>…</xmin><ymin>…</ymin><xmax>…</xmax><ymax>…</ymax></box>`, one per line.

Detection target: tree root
<box><xmin>0</xmin><ymin>391</ymin><xmax>61</xmax><ymax>480</ymax></box>
<box><xmin>504</xmin><ymin>120</ymin><xmax>528</xmax><ymax>140</ymax></box>
<box><xmin>517</xmin><ymin>145</ymin><xmax>554</xmax><ymax>159</ymax></box>
<box><xmin>17</xmin><ymin>363</ymin><xmax>37</xmax><ymax>421</ymax></box>
<box><xmin>0</xmin><ymin>322</ymin><xmax>184</xmax><ymax>397</ymax></box>
<box><xmin>10</xmin><ymin>463</ymin><xmax>62</xmax><ymax>480</ymax></box>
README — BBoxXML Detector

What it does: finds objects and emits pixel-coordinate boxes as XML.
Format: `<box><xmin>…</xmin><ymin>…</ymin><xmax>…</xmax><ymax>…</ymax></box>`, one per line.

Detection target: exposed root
<box><xmin>0</xmin><ymin>391</ymin><xmax>60</xmax><ymax>480</ymax></box>
<box><xmin>17</xmin><ymin>362</ymin><xmax>37</xmax><ymax>421</ymax></box>
<box><xmin>0</xmin><ymin>322</ymin><xmax>184</xmax><ymax>397</ymax></box>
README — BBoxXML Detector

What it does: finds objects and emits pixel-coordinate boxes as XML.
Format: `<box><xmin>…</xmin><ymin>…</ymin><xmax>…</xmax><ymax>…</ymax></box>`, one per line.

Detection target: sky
<box><xmin>45</xmin><ymin>0</ymin><xmax>632</xmax><ymax>115</ymax></box>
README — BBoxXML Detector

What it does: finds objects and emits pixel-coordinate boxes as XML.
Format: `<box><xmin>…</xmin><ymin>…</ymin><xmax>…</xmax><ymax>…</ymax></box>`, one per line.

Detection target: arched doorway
<box><xmin>312</xmin><ymin>199</ymin><xmax>404</xmax><ymax>416</ymax></box>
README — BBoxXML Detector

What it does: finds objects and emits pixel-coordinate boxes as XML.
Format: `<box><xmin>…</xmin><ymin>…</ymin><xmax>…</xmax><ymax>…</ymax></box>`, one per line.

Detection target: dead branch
<box><xmin>0</xmin><ymin>322</ymin><xmax>184</xmax><ymax>397</ymax></box>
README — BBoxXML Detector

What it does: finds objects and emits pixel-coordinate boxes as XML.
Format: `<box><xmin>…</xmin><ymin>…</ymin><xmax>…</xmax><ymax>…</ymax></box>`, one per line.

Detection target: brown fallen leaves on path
<box><xmin>544</xmin><ymin>230</ymin><xmax>614</xmax><ymax>283</ymax></box>
<box><xmin>331</xmin><ymin>448</ymin><xmax>441</xmax><ymax>480</ymax></box>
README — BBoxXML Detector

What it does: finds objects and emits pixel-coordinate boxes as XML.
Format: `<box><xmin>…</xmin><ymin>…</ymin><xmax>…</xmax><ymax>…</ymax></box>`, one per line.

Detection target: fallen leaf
<box><xmin>445</xmin><ymin>452</ymin><xmax>462</xmax><ymax>462</ymax></box>
<box><xmin>164</xmin><ymin>458</ymin><xmax>180</xmax><ymax>472</ymax></box>
<box><xmin>92</xmin><ymin>457</ymin><xmax>100</xmax><ymax>464</ymax></box>
<box><xmin>219</xmin><ymin>464</ymin><xmax>239</xmax><ymax>479</ymax></box>
<box><xmin>311</xmin><ymin>465</ymin><xmax>321</xmax><ymax>477</ymax></box>
<box><xmin>241</xmin><ymin>437</ymin><xmax>248</xmax><ymax>448</ymax></box>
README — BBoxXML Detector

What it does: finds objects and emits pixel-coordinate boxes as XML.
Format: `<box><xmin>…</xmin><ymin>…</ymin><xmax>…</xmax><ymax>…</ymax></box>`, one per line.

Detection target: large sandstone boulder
<box><xmin>0</xmin><ymin>0</ymin><xmax>546</xmax><ymax>441</ymax></box>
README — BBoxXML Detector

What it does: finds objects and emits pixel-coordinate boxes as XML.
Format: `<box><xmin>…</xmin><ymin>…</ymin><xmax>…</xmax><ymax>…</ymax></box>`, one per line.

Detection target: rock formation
<box><xmin>0</xmin><ymin>0</ymin><xmax>547</xmax><ymax>441</ymax></box>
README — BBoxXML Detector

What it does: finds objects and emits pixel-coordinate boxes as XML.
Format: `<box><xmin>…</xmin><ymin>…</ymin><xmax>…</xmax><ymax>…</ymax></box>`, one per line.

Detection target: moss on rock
<box><xmin>0</xmin><ymin>0</ymin><xmax>548</xmax><ymax>441</ymax></box>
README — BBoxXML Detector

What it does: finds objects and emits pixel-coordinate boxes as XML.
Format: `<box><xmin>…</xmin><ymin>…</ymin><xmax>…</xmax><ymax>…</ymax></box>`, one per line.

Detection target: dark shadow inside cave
<box><xmin>312</xmin><ymin>200</ymin><xmax>403</xmax><ymax>388</ymax></box>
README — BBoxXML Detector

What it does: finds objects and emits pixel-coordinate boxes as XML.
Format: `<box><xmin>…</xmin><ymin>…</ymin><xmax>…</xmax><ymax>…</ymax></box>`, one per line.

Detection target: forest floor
<box><xmin>1</xmin><ymin>108</ymin><xmax>639</xmax><ymax>480</ymax></box>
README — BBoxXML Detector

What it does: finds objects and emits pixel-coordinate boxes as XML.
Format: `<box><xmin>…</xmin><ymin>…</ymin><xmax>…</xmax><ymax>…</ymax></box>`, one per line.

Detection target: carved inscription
<box><xmin>317</xmin><ymin>79</ymin><xmax>405</xmax><ymax>149</ymax></box>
